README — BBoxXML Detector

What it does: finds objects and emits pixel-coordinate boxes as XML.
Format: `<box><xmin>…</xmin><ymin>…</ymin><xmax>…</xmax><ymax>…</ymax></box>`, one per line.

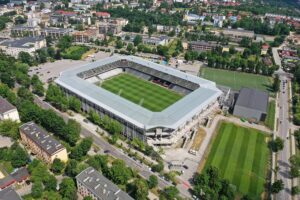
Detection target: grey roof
<box><xmin>223</xmin><ymin>28</ymin><xmax>255</xmax><ymax>37</ymax></box>
<box><xmin>0</xmin><ymin>167</ymin><xmax>29</xmax><ymax>189</ymax></box>
<box><xmin>76</xmin><ymin>167</ymin><xmax>134</xmax><ymax>200</ymax></box>
<box><xmin>10</xmin><ymin>167</ymin><xmax>29</xmax><ymax>182</ymax></box>
<box><xmin>0</xmin><ymin>96</ymin><xmax>16</xmax><ymax>114</ymax></box>
<box><xmin>189</xmin><ymin>40</ymin><xmax>219</xmax><ymax>47</ymax></box>
<box><xmin>19</xmin><ymin>122</ymin><xmax>65</xmax><ymax>155</ymax></box>
<box><xmin>0</xmin><ymin>187</ymin><xmax>22</xmax><ymax>200</ymax></box>
<box><xmin>0</xmin><ymin>37</ymin><xmax>44</xmax><ymax>49</ymax></box>
<box><xmin>56</xmin><ymin>56</ymin><xmax>222</xmax><ymax>130</ymax></box>
<box><xmin>42</xmin><ymin>27</ymin><xmax>73</xmax><ymax>33</ymax></box>
<box><xmin>0</xmin><ymin>176</ymin><xmax>14</xmax><ymax>189</ymax></box>
<box><xmin>235</xmin><ymin>88</ymin><xmax>269</xmax><ymax>112</ymax></box>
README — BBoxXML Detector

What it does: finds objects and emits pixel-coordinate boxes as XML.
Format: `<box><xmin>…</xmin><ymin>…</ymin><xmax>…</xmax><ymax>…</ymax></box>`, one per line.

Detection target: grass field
<box><xmin>204</xmin><ymin>122</ymin><xmax>270</xmax><ymax>199</ymax></box>
<box><xmin>100</xmin><ymin>73</ymin><xmax>182</xmax><ymax>112</ymax></box>
<box><xmin>265</xmin><ymin>100</ymin><xmax>276</xmax><ymax>130</ymax></box>
<box><xmin>200</xmin><ymin>67</ymin><xmax>273</xmax><ymax>93</ymax></box>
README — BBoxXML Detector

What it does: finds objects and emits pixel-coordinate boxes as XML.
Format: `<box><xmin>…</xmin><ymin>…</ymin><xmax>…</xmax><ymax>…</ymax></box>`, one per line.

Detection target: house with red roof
<box><xmin>95</xmin><ymin>12</ymin><xmax>110</xmax><ymax>19</ymax></box>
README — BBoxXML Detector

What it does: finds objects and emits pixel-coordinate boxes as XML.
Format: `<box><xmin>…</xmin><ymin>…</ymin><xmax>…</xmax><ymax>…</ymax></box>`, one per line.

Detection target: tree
<box><xmin>70</xmin><ymin>137</ymin><xmax>92</xmax><ymax>160</ymax></box>
<box><xmin>152</xmin><ymin>161</ymin><xmax>164</xmax><ymax>173</ymax></box>
<box><xmin>160</xmin><ymin>186</ymin><xmax>179</xmax><ymax>200</ymax></box>
<box><xmin>59</xmin><ymin>178</ymin><xmax>77</xmax><ymax>200</ymax></box>
<box><xmin>148</xmin><ymin>175</ymin><xmax>158</xmax><ymax>189</ymax></box>
<box><xmin>68</xmin><ymin>96</ymin><xmax>81</xmax><ymax>113</ymax></box>
<box><xmin>32</xmin><ymin>181</ymin><xmax>43</xmax><ymax>198</ymax></box>
<box><xmin>63</xmin><ymin>119</ymin><xmax>80</xmax><ymax>146</ymax></box>
<box><xmin>51</xmin><ymin>158</ymin><xmax>65</xmax><ymax>175</ymax></box>
<box><xmin>44</xmin><ymin>174</ymin><xmax>57</xmax><ymax>191</ymax></box>
<box><xmin>273</xmin><ymin>75</ymin><xmax>280</xmax><ymax>92</ymax></box>
<box><xmin>65</xmin><ymin>159</ymin><xmax>79</xmax><ymax>178</ymax></box>
<box><xmin>109</xmin><ymin>159</ymin><xmax>133</xmax><ymax>185</ymax></box>
<box><xmin>292</xmin><ymin>186</ymin><xmax>300</xmax><ymax>195</ymax></box>
<box><xmin>271</xmin><ymin>180</ymin><xmax>284</xmax><ymax>193</ymax></box>
<box><xmin>133</xmin><ymin>35</ymin><xmax>142</xmax><ymax>46</ymax></box>
<box><xmin>127</xmin><ymin>43</ymin><xmax>134</xmax><ymax>52</ymax></box>
<box><xmin>0</xmin><ymin>120</ymin><xmax>20</xmax><ymax>140</ymax></box>
<box><xmin>132</xmin><ymin>178</ymin><xmax>149</xmax><ymax>200</ymax></box>
<box><xmin>268</xmin><ymin>137</ymin><xmax>284</xmax><ymax>152</ymax></box>
<box><xmin>18</xmin><ymin>52</ymin><xmax>34</xmax><ymax>66</ymax></box>
<box><xmin>11</xmin><ymin>145</ymin><xmax>29</xmax><ymax>168</ymax></box>
<box><xmin>57</xmin><ymin>35</ymin><xmax>72</xmax><ymax>51</ymax></box>
<box><xmin>116</xmin><ymin>40</ymin><xmax>123</xmax><ymax>49</ymax></box>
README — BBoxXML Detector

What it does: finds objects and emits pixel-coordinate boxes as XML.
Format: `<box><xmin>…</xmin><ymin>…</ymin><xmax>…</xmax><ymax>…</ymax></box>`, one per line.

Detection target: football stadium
<box><xmin>55</xmin><ymin>56</ymin><xmax>222</xmax><ymax>145</ymax></box>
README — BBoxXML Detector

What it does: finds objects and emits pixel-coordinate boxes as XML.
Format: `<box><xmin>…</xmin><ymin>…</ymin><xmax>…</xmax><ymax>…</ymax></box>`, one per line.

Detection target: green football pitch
<box><xmin>200</xmin><ymin>67</ymin><xmax>273</xmax><ymax>93</ymax></box>
<box><xmin>100</xmin><ymin>73</ymin><xmax>183</xmax><ymax>112</ymax></box>
<box><xmin>204</xmin><ymin>122</ymin><xmax>270</xmax><ymax>198</ymax></box>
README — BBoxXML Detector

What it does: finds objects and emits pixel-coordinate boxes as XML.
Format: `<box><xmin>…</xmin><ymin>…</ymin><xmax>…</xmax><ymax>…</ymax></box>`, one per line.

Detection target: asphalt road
<box><xmin>33</xmin><ymin>96</ymin><xmax>178</xmax><ymax>194</ymax></box>
<box><xmin>276</xmin><ymin>75</ymin><xmax>292</xmax><ymax>200</ymax></box>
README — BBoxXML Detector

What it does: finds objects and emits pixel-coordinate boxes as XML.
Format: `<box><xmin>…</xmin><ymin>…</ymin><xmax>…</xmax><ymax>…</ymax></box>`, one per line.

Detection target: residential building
<box><xmin>19</xmin><ymin>122</ymin><xmax>68</xmax><ymax>164</ymax></box>
<box><xmin>76</xmin><ymin>167</ymin><xmax>134</xmax><ymax>200</ymax></box>
<box><xmin>0</xmin><ymin>37</ymin><xmax>46</xmax><ymax>57</ymax></box>
<box><xmin>143</xmin><ymin>35</ymin><xmax>170</xmax><ymax>46</ymax></box>
<box><xmin>0</xmin><ymin>96</ymin><xmax>20</xmax><ymax>122</ymax></box>
<box><xmin>0</xmin><ymin>187</ymin><xmax>22</xmax><ymax>200</ymax></box>
<box><xmin>233</xmin><ymin>88</ymin><xmax>269</xmax><ymax>121</ymax></box>
<box><xmin>0</xmin><ymin>167</ymin><xmax>29</xmax><ymax>190</ymax></box>
<box><xmin>222</xmin><ymin>28</ymin><xmax>255</xmax><ymax>42</ymax></box>
<box><xmin>99</xmin><ymin>22</ymin><xmax>122</xmax><ymax>35</ymax></box>
<box><xmin>73</xmin><ymin>28</ymin><xmax>97</xmax><ymax>43</ymax></box>
<box><xmin>189</xmin><ymin>41</ymin><xmax>219</xmax><ymax>52</ymax></box>
<box><xmin>95</xmin><ymin>11</ymin><xmax>110</xmax><ymax>19</ymax></box>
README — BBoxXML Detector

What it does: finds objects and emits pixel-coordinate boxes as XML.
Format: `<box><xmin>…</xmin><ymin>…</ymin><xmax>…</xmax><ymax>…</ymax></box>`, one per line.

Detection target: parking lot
<box><xmin>28</xmin><ymin>51</ymin><xmax>111</xmax><ymax>83</ymax></box>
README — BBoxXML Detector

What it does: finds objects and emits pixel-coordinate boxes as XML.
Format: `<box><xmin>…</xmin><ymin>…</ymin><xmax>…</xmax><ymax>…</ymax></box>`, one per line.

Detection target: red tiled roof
<box><xmin>56</xmin><ymin>10</ymin><xmax>77</xmax><ymax>15</ymax></box>
<box><xmin>96</xmin><ymin>12</ymin><xmax>110</xmax><ymax>17</ymax></box>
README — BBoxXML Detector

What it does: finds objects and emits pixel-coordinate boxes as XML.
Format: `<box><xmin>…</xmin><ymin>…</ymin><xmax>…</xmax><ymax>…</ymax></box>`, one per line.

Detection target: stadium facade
<box><xmin>55</xmin><ymin>56</ymin><xmax>222</xmax><ymax>145</ymax></box>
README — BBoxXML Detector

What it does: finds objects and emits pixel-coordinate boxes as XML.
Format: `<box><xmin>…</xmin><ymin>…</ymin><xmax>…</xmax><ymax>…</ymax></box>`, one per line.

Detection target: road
<box><xmin>276</xmin><ymin>75</ymin><xmax>292</xmax><ymax>200</ymax></box>
<box><xmin>33</xmin><ymin>96</ymin><xmax>188</xmax><ymax>196</ymax></box>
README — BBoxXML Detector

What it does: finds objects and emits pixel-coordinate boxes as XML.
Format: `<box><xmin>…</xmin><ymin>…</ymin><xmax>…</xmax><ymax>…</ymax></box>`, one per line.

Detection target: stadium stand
<box><xmin>77</xmin><ymin>60</ymin><xmax>199</xmax><ymax>94</ymax></box>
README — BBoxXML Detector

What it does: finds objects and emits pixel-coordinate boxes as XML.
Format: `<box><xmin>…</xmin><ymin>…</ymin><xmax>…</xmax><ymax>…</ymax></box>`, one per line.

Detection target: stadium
<box><xmin>55</xmin><ymin>56</ymin><xmax>222</xmax><ymax>145</ymax></box>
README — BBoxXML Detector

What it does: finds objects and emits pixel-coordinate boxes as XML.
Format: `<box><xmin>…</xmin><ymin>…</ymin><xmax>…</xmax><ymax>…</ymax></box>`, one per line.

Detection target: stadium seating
<box><xmin>77</xmin><ymin>60</ymin><xmax>199</xmax><ymax>92</ymax></box>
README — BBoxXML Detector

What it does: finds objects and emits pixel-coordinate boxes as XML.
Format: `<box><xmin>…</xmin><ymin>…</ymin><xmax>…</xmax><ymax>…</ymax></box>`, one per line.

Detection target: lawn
<box><xmin>204</xmin><ymin>122</ymin><xmax>270</xmax><ymax>199</ymax></box>
<box><xmin>100</xmin><ymin>73</ymin><xmax>183</xmax><ymax>112</ymax></box>
<box><xmin>61</xmin><ymin>45</ymin><xmax>90</xmax><ymax>60</ymax></box>
<box><xmin>265</xmin><ymin>100</ymin><xmax>276</xmax><ymax>130</ymax></box>
<box><xmin>200</xmin><ymin>67</ymin><xmax>273</xmax><ymax>93</ymax></box>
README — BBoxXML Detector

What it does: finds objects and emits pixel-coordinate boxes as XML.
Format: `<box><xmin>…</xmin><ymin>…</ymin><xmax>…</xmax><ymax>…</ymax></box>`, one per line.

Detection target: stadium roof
<box><xmin>56</xmin><ymin>56</ymin><xmax>222</xmax><ymax>130</ymax></box>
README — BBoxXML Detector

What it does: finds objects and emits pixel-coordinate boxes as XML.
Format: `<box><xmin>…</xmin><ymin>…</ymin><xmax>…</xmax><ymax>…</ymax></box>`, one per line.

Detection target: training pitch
<box><xmin>201</xmin><ymin>67</ymin><xmax>273</xmax><ymax>92</ymax></box>
<box><xmin>204</xmin><ymin>122</ymin><xmax>269</xmax><ymax>198</ymax></box>
<box><xmin>100</xmin><ymin>73</ymin><xmax>183</xmax><ymax>112</ymax></box>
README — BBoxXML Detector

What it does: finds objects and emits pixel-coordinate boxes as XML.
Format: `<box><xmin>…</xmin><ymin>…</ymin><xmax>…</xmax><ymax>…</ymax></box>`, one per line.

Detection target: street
<box><xmin>276</xmin><ymin>75</ymin><xmax>292</xmax><ymax>200</ymax></box>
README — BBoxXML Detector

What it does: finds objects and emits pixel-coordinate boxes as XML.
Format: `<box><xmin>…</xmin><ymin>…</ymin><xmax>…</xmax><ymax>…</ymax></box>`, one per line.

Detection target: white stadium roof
<box><xmin>55</xmin><ymin>56</ymin><xmax>222</xmax><ymax>130</ymax></box>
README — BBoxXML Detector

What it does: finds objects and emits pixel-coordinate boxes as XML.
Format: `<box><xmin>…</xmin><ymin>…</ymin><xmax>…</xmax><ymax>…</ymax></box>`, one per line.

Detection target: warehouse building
<box><xmin>233</xmin><ymin>88</ymin><xmax>268</xmax><ymax>121</ymax></box>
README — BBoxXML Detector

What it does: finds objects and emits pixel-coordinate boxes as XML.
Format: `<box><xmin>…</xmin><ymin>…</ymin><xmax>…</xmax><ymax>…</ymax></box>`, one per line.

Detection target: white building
<box><xmin>0</xmin><ymin>97</ymin><xmax>20</xmax><ymax>122</ymax></box>
<box><xmin>0</xmin><ymin>37</ymin><xmax>46</xmax><ymax>57</ymax></box>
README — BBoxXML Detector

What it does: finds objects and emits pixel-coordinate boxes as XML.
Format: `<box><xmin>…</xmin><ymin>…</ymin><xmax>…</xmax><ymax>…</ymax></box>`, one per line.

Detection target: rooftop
<box><xmin>0</xmin><ymin>96</ymin><xmax>16</xmax><ymax>114</ymax></box>
<box><xmin>19</xmin><ymin>121</ymin><xmax>65</xmax><ymax>155</ymax></box>
<box><xmin>76</xmin><ymin>167</ymin><xmax>134</xmax><ymax>200</ymax></box>
<box><xmin>0</xmin><ymin>37</ymin><xmax>44</xmax><ymax>49</ymax></box>
<box><xmin>56</xmin><ymin>56</ymin><xmax>222</xmax><ymax>130</ymax></box>
<box><xmin>0</xmin><ymin>187</ymin><xmax>22</xmax><ymax>200</ymax></box>
<box><xmin>235</xmin><ymin>88</ymin><xmax>269</xmax><ymax>112</ymax></box>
